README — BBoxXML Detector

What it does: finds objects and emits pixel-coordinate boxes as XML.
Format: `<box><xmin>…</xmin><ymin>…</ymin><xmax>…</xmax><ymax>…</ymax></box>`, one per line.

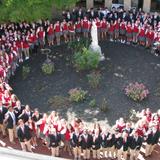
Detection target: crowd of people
<box><xmin>0</xmin><ymin>5</ymin><xmax>160</xmax><ymax>160</ymax></box>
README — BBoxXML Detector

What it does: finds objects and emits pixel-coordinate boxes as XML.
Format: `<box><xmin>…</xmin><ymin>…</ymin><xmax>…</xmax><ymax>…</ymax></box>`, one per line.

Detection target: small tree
<box><xmin>100</xmin><ymin>98</ymin><xmax>109</xmax><ymax>112</ymax></box>
<box><xmin>73</xmin><ymin>47</ymin><xmax>100</xmax><ymax>71</ymax></box>
<box><xmin>87</xmin><ymin>71</ymin><xmax>101</xmax><ymax>88</ymax></box>
<box><xmin>22</xmin><ymin>65</ymin><xmax>30</xmax><ymax>80</ymax></box>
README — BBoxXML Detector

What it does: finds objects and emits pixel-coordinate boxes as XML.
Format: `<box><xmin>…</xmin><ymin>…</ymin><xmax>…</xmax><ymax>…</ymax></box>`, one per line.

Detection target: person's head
<box><xmin>25</xmin><ymin>105</ymin><xmax>30</xmax><ymax>111</ymax></box>
<box><xmin>83</xmin><ymin>129</ymin><xmax>88</xmax><ymax>135</ymax></box>
<box><xmin>8</xmin><ymin>106</ymin><xmax>13</xmax><ymax>112</ymax></box>
<box><xmin>11</xmin><ymin>94</ymin><xmax>17</xmax><ymax>101</ymax></box>
<box><xmin>43</xmin><ymin>113</ymin><xmax>48</xmax><ymax>119</ymax></box>
<box><xmin>4</xmin><ymin>90</ymin><xmax>10</xmax><ymax>97</ymax></box>
<box><xmin>119</xmin><ymin>117</ymin><xmax>124</xmax><ymax>124</ymax></box>
<box><xmin>34</xmin><ymin>108</ymin><xmax>39</xmax><ymax>115</ymax></box>
<box><xmin>16</xmin><ymin>100</ymin><xmax>21</xmax><ymax>108</ymax></box>
<box><xmin>152</xmin><ymin>126</ymin><xmax>158</xmax><ymax>133</ymax></box>
<box><xmin>126</xmin><ymin>122</ymin><xmax>131</xmax><ymax>128</ymax></box>
<box><xmin>18</xmin><ymin>119</ymin><xmax>24</xmax><ymax>127</ymax></box>
<box><xmin>132</xmin><ymin>130</ymin><xmax>138</xmax><ymax>137</ymax></box>
<box><xmin>153</xmin><ymin>114</ymin><xmax>159</xmax><ymax>121</ymax></box>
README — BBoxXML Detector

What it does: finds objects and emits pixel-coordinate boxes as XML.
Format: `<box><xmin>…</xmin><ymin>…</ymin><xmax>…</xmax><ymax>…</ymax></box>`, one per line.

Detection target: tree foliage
<box><xmin>0</xmin><ymin>0</ymin><xmax>77</xmax><ymax>22</ymax></box>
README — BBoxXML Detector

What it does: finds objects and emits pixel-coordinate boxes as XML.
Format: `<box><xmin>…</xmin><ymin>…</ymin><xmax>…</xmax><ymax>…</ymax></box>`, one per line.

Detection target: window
<box><xmin>112</xmin><ymin>0</ymin><xmax>124</xmax><ymax>4</ymax></box>
<box><xmin>151</xmin><ymin>0</ymin><xmax>160</xmax><ymax>11</ymax></box>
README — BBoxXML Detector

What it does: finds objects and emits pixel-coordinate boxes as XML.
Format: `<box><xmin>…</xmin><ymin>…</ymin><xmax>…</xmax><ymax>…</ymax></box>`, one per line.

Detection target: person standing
<box><xmin>61</xmin><ymin>19</ymin><xmax>69</xmax><ymax>43</ymax></box>
<box><xmin>17</xmin><ymin>119</ymin><xmax>32</xmax><ymax>152</ymax></box>
<box><xmin>47</xmin><ymin>24</ymin><xmax>54</xmax><ymax>46</ymax></box>
<box><xmin>4</xmin><ymin>106</ymin><xmax>17</xmax><ymax>143</ymax></box>
<box><xmin>92</xmin><ymin>129</ymin><xmax>102</xmax><ymax>160</ymax></box>
<box><xmin>80</xmin><ymin>129</ymin><xmax>92</xmax><ymax>160</ymax></box>
<box><xmin>68</xmin><ymin>21</ymin><xmax>75</xmax><ymax>41</ymax></box>
<box><xmin>129</xmin><ymin>131</ymin><xmax>143</xmax><ymax>160</ymax></box>
<box><xmin>70</xmin><ymin>128</ymin><xmax>82</xmax><ymax>160</ymax></box>
<box><xmin>0</xmin><ymin>101</ymin><xmax>7</xmax><ymax>137</ymax></box>
<box><xmin>101</xmin><ymin>129</ymin><xmax>109</xmax><ymax>158</ymax></box>
<box><xmin>114</xmin><ymin>132</ymin><xmax>123</xmax><ymax>160</ymax></box>
<box><xmin>48</xmin><ymin>127</ymin><xmax>61</xmax><ymax>157</ymax></box>
<box><xmin>54</xmin><ymin>21</ymin><xmax>62</xmax><ymax>46</ymax></box>
<box><xmin>81</xmin><ymin>17</ymin><xmax>90</xmax><ymax>38</ymax></box>
<box><xmin>145</xmin><ymin>126</ymin><xmax>160</xmax><ymax>157</ymax></box>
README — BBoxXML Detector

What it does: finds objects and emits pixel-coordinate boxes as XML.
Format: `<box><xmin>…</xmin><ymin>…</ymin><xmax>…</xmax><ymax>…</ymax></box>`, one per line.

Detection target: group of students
<box><xmin>0</xmin><ymin>8</ymin><xmax>160</xmax><ymax>79</ymax></box>
<box><xmin>0</xmin><ymin>87</ymin><xmax>160</xmax><ymax>160</ymax></box>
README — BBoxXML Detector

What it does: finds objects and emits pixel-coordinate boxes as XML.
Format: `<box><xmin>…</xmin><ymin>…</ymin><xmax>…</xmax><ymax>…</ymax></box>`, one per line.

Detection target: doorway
<box><xmin>138</xmin><ymin>0</ymin><xmax>144</xmax><ymax>9</ymax></box>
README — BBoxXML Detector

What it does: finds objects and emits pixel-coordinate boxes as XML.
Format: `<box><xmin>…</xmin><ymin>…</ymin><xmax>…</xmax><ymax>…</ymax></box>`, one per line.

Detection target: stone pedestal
<box><xmin>105</xmin><ymin>0</ymin><xmax>112</xmax><ymax>9</ymax></box>
<box><xmin>86</xmin><ymin>0</ymin><xmax>94</xmax><ymax>9</ymax></box>
<box><xmin>89</xmin><ymin>44</ymin><xmax>105</xmax><ymax>61</ymax></box>
<box><xmin>143</xmin><ymin>0</ymin><xmax>151</xmax><ymax>12</ymax></box>
<box><xmin>124</xmin><ymin>0</ymin><xmax>131</xmax><ymax>10</ymax></box>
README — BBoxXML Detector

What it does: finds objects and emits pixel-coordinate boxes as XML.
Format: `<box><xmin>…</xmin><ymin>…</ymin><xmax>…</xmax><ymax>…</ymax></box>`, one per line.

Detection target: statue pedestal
<box><xmin>89</xmin><ymin>43</ymin><xmax>105</xmax><ymax>61</ymax></box>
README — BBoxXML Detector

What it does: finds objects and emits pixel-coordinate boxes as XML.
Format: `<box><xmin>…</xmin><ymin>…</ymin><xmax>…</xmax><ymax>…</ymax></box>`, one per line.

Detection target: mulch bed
<box><xmin>9</xmin><ymin>40</ymin><xmax>160</xmax><ymax>126</ymax></box>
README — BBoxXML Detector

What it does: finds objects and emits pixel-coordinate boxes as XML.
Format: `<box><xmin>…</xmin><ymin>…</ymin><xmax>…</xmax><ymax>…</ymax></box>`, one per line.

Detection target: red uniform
<box><xmin>22</xmin><ymin>41</ymin><xmax>29</xmax><ymax>49</ymax></box>
<box><xmin>126</xmin><ymin>25</ymin><xmax>132</xmax><ymax>33</ymax></box>
<box><xmin>139</xmin><ymin>28</ymin><xmax>145</xmax><ymax>37</ymax></box>
<box><xmin>62</xmin><ymin>23</ymin><xmax>68</xmax><ymax>31</ymax></box>
<box><xmin>96</xmin><ymin>21</ymin><xmax>101</xmax><ymax>29</ymax></box>
<box><xmin>133</xmin><ymin>25</ymin><xmax>139</xmax><ymax>33</ymax></box>
<box><xmin>75</xmin><ymin>22</ymin><xmax>81</xmax><ymax>29</ymax></box>
<box><xmin>38</xmin><ymin>31</ymin><xmax>45</xmax><ymax>39</ymax></box>
<box><xmin>101</xmin><ymin>21</ymin><xmax>107</xmax><ymax>29</ymax></box>
<box><xmin>109</xmin><ymin>24</ymin><xmax>115</xmax><ymax>32</ymax></box>
<box><xmin>114</xmin><ymin>22</ymin><xmax>120</xmax><ymax>30</ymax></box>
<box><xmin>55</xmin><ymin>24</ymin><xmax>61</xmax><ymax>33</ymax></box>
<box><xmin>47</xmin><ymin>26</ymin><xmax>54</xmax><ymax>35</ymax></box>
<box><xmin>68</xmin><ymin>25</ymin><xmax>75</xmax><ymax>32</ymax></box>
<box><xmin>82</xmin><ymin>20</ymin><xmax>89</xmax><ymax>29</ymax></box>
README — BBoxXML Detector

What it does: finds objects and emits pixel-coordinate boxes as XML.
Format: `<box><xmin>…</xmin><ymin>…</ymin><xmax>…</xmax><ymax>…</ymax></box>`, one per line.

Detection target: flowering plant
<box><xmin>68</xmin><ymin>88</ymin><xmax>87</xmax><ymax>102</ymax></box>
<box><xmin>125</xmin><ymin>82</ymin><xmax>149</xmax><ymax>101</ymax></box>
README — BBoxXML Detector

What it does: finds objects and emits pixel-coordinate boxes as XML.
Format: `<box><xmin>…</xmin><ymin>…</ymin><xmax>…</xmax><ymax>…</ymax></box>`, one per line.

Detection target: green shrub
<box><xmin>73</xmin><ymin>47</ymin><xmax>100</xmax><ymax>71</ymax></box>
<box><xmin>87</xmin><ymin>71</ymin><xmax>101</xmax><ymax>88</ymax></box>
<box><xmin>89</xmin><ymin>99</ymin><xmax>96</xmax><ymax>108</ymax></box>
<box><xmin>100</xmin><ymin>98</ymin><xmax>109</xmax><ymax>112</ymax></box>
<box><xmin>42</xmin><ymin>59</ymin><xmax>55</xmax><ymax>75</ymax></box>
<box><xmin>68</xmin><ymin>88</ymin><xmax>87</xmax><ymax>102</ymax></box>
<box><xmin>68</xmin><ymin>38</ymin><xmax>90</xmax><ymax>52</ymax></box>
<box><xmin>22</xmin><ymin>66</ymin><xmax>30</xmax><ymax>80</ymax></box>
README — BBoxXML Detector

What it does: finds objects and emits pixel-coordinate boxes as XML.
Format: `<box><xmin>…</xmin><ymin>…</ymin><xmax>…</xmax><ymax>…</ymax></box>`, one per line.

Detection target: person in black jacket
<box><xmin>145</xmin><ymin>126</ymin><xmax>160</xmax><ymax>157</ymax></box>
<box><xmin>117</xmin><ymin>131</ymin><xmax>130</xmax><ymax>160</ymax></box>
<box><xmin>18</xmin><ymin>105</ymin><xmax>33</xmax><ymax>123</ymax></box>
<box><xmin>114</xmin><ymin>132</ymin><xmax>123</xmax><ymax>160</ymax></box>
<box><xmin>101</xmin><ymin>129</ymin><xmax>110</xmax><ymax>158</ymax></box>
<box><xmin>92</xmin><ymin>129</ymin><xmax>102</xmax><ymax>160</ymax></box>
<box><xmin>107</xmin><ymin>132</ymin><xmax>116</xmax><ymax>159</ymax></box>
<box><xmin>80</xmin><ymin>129</ymin><xmax>92</xmax><ymax>160</ymax></box>
<box><xmin>70</xmin><ymin>128</ymin><xmax>81</xmax><ymax>160</ymax></box>
<box><xmin>17</xmin><ymin>119</ymin><xmax>32</xmax><ymax>152</ymax></box>
<box><xmin>129</xmin><ymin>131</ymin><xmax>143</xmax><ymax>160</ymax></box>
<box><xmin>4</xmin><ymin>106</ymin><xmax>17</xmax><ymax>143</ymax></box>
<box><xmin>48</xmin><ymin>127</ymin><xmax>61</xmax><ymax>157</ymax></box>
<box><xmin>0</xmin><ymin>101</ymin><xmax>7</xmax><ymax>137</ymax></box>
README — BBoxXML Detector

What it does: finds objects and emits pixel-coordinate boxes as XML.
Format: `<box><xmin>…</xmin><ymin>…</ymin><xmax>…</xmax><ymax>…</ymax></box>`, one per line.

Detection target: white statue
<box><xmin>89</xmin><ymin>21</ymin><xmax>105</xmax><ymax>61</ymax></box>
<box><xmin>91</xmin><ymin>21</ymin><xmax>98</xmax><ymax>46</ymax></box>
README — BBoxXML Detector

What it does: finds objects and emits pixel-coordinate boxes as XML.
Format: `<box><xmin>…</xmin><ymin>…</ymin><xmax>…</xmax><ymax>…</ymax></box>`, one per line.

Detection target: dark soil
<box><xmin>9</xmin><ymin>41</ymin><xmax>160</xmax><ymax>126</ymax></box>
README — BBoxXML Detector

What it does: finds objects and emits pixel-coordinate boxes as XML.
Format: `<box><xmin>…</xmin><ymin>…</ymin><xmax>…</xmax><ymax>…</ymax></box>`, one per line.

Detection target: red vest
<box><xmin>55</xmin><ymin>24</ymin><xmax>61</xmax><ymax>32</ymax></box>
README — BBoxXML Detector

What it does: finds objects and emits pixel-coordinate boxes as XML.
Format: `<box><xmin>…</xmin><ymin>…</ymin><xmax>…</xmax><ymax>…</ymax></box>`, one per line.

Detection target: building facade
<box><xmin>85</xmin><ymin>0</ymin><xmax>160</xmax><ymax>12</ymax></box>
